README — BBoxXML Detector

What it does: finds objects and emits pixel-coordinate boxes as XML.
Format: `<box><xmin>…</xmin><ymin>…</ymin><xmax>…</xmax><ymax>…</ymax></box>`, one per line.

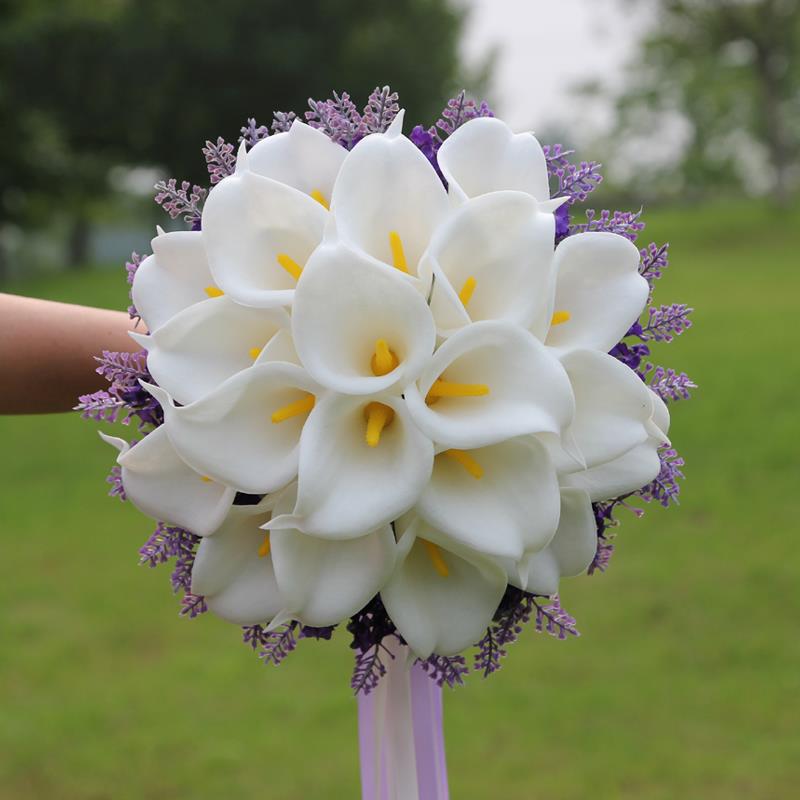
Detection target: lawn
<box><xmin>1</xmin><ymin>199</ymin><xmax>798</xmax><ymax>799</ymax></box>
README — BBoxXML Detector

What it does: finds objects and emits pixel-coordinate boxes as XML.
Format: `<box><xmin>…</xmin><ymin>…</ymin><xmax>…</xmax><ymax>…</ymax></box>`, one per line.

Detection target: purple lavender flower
<box><xmin>271</xmin><ymin>111</ymin><xmax>296</xmax><ymax>134</ymax></box>
<box><xmin>202</xmin><ymin>136</ymin><xmax>236</xmax><ymax>183</ymax></box>
<box><xmin>154</xmin><ymin>179</ymin><xmax>207</xmax><ymax>228</ymax></box>
<box><xmin>239</xmin><ymin>118</ymin><xmax>270</xmax><ymax>148</ymax></box>
<box><xmin>639</xmin><ymin>304</ymin><xmax>693</xmax><ymax>343</ymax></box>
<box><xmin>362</xmin><ymin>86</ymin><xmax>400</xmax><ymax>134</ymax></box>
<box><xmin>125</xmin><ymin>251</ymin><xmax>144</xmax><ymax>320</ymax></box>
<box><xmin>570</xmin><ymin>208</ymin><xmax>646</xmax><ymax>241</ymax></box>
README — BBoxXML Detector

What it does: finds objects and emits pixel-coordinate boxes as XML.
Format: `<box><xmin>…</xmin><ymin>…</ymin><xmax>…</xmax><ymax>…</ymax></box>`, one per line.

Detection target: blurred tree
<box><xmin>0</xmin><ymin>0</ymin><xmax>477</xmax><ymax>271</ymax></box>
<box><xmin>605</xmin><ymin>0</ymin><xmax>799</xmax><ymax>203</ymax></box>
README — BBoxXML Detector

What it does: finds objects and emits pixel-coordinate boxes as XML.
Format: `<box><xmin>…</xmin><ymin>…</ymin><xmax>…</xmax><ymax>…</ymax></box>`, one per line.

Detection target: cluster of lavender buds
<box><xmin>85</xmin><ymin>85</ymin><xmax>694</xmax><ymax>695</ymax></box>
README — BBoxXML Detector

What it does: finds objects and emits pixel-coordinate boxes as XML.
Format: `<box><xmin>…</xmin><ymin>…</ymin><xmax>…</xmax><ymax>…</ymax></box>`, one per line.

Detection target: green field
<box><xmin>2</xmin><ymin>200</ymin><xmax>799</xmax><ymax>799</ymax></box>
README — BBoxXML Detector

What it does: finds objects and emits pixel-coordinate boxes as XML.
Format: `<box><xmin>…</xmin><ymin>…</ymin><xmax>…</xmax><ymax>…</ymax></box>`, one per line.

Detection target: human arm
<box><xmin>0</xmin><ymin>293</ymin><xmax>141</xmax><ymax>414</ymax></box>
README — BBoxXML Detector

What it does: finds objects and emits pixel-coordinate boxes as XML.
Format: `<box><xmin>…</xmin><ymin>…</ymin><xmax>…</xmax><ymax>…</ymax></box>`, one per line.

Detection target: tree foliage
<box><xmin>607</xmin><ymin>0</ymin><xmax>799</xmax><ymax>202</ymax></box>
<box><xmin>0</xmin><ymin>0</ymin><xmax>473</xmax><ymax>251</ymax></box>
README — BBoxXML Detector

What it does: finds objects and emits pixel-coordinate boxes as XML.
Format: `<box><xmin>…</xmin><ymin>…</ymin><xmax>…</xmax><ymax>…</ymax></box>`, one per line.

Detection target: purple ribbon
<box><xmin>358</xmin><ymin>642</ymin><xmax>449</xmax><ymax>800</ymax></box>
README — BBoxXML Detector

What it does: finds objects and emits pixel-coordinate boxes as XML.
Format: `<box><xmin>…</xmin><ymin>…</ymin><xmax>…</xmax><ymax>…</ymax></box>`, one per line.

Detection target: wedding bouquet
<box><xmin>79</xmin><ymin>85</ymin><xmax>693</xmax><ymax>794</ymax></box>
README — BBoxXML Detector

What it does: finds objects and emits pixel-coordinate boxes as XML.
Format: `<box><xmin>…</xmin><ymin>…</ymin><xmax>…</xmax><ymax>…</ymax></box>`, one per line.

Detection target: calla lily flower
<box><xmin>246</xmin><ymin>120</ymin><xmax>347</xmax><ymax>199</ymax></box>
<box><xmin>267</xmin><ymin>392</ymin><xmax>434</xmax><ymax>538</ymax></box>
<box><xmin>381</xmin><ymin>516</ymin><xmax>507</xmax><ymax>658</ymax></box>
<box><xmin>418</xmin><ymin>191</ymin><xmax>556</xmax><ymax>338</ymax></box>
<box><xmin>99</xmin><ymin>427</ymin><xmax>235</xmax><ymax>536</ymax></box>
<box><xmin>291</xmin><ymin>240</ymin><xmax>436</xmax><ymax>396</ymax></box>
<box><xmin>201</xmin><ymin>155</ymin><xmax>330</xmax><ymax>309</ymax></box>
<box><xmin>267</xmin><ymin>487</ymin><xmax>396</xmax><ymax>628</ymax></box>
<box><xmin>516</xmin><ymin>488</ymin><xmax>598</xmax><ymax>596</ymax></box>
<box><xmin>131</xmin><ymin>229</ymin><xmax>217</xmax><ymax>333</ymax></box>
<box><xmin>141</xmin><ymin>362</ymin><xmax>321</xmax><ymax>495</ymax></box>
<box><xmin>130</xmin><ymin>297</ymin><xmax>289</xmax><ymax>405</ymax></box>
<box><xmin>329</xmin><ymin>111</ymin><xmax>449</xmax><ymax>279</ymax></box>
<box><xmin>415</xmin><ymin>436</ymin><xmax>560</xmax><ymax>561</ymax></box>
<box><xmin>558</xmin><ymin>349</ymin><xmax>664</xmax><ymax>470</ymax></box>
<box><xmin>436</xmin><ymin>116</ymin><xmax>552</xmax><ymax>205</ymax></box>
<box><xmin>561</xmin><ymin>391</ymin><xmax>670</xmax><ymax>501</ymax></box>
<box><xmin>191</xmin><ymin>497</ymin><xmax>284</xmax><ymax>625</ymax></box>
<box><xmin>405</xmin><ymin>320</ymin><xmax>575</xmax><ymax>450</ymax></box>
<box><xmin>544</xmin><ymin>232</ymin><xmax>649</xmax><ymax>355</ymax></box>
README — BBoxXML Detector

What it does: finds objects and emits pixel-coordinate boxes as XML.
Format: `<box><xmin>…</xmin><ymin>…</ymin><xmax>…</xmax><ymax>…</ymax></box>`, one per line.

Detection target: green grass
<box><xmin>2</xmin><ymin>199</ymin><xmax>799</xmax><ymax>799</ymax></box>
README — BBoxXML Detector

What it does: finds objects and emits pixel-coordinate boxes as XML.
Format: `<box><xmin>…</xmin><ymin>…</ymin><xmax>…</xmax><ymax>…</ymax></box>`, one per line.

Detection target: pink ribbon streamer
<box><xmin>358</xmin><ymin>641</ymin><xmax>449</xmax><ymax>800</ymax></box>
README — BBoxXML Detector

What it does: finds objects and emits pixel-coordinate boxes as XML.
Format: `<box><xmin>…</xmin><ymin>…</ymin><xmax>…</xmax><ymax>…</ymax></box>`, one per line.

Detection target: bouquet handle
<box><xmin>358</xmin><ymin>639</ymin><xmax>449</xmax><ymax>800</ymax></box>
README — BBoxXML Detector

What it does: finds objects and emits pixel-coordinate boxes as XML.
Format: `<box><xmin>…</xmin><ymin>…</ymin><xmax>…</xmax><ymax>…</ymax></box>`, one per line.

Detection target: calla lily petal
<box><xmin>131</xmin><ymin>230</ymin><xmax>215</xmax><ymax>333</ymax></box>
<box><xmin>560</xmin><ymin>349</ymin><xmax>656</xmax><ymax>468</ymax></box>
<box><xmin>405</xmin><ymin>321</ymin><xmax>575</xmax><ymax>449</ymax></box>
<box><xmin>546</xmin><ymin>232</ymin><xmax>649</xmax><ymax>355</ymax></box>
<box><xmin>99</xmin><ymin>428</ymin><xmax>235</xmax><ymax>536</ymax></box>
<box><xmin>246</xmin><ymin>120</ymin><xmax>346</xmax><ymax>200</ymax></box>
<box><xmin>418</xmin><ymin>191</ymin><xmax>555</xmax><ymax>336</ymax></box>
<box><xmin>267</xmin><ymin>393</ymin><xmax>434</xmax><ymax>538</ymax></box>
<box><xmin>291</xmin><ymin>242</ymin><xmax>436</xmax><ymax>395</ymax></box>
<box><xmin>561</xmin><ymin>389</ymin><xmax>671</xmax><ymax>501</ymax></box>
<box><xmin>141</xmin><ymin>362</ymin><xmax>320</xmax><ymax>495</ymax></box>
<box><xmin>268</xmin><ymin>489</ymin><xmax>396</xmax><ymax>627</ymax></box>
<box><xmin>192</xmin><ymin>500</ymin><xmax>283</xmax><ymax>625</ymax></box>
<box><xmin>201</xmin><ymin>170</ymin><xmax>327</xmax><ymax>308</ymax></box>
<box><xmin>416</xmin><ymin>436</ymin><xmax>559</xmax><ymax>560</ymax></box>
<box><xmin>522</xmin><ymin>488</ymin><xmax>597</xmax><ymax>596</ymax></box>
<box><xmin>381</xmin><ymin>517</ymin><xmax>507</xmax><ymax>658</ymax></box>
<box><xmin>436</xmin><ymin>117</ymin><xmax>550</xmax><ymax>203</ymax></box>
<box><xmin>330</xmin><ymin>111</ymin><xmax>449</xmax><ymax>276</ymax></box>
<box><xmin>131</xmin><ymin>297</ymin><xmax>288</xmax><ymax>405</ymax></box>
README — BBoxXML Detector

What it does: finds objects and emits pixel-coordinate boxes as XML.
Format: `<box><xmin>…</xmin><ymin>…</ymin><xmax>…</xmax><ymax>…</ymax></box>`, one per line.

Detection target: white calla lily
<box><xmin>545</xmin><ymin>232</ymin><xmax>649</xmax><ymax>355</ymax></box>
<box><xmin>330</xmin><ymin>111</ymin><xmax>449</xmax><ymax>277</ymax></box>
<box><xmin>131</xmin><ymin>230</ymin><xmax>217</xmax><ymax>333</ymax></box>
<box><xmin>130</xmin><ymin>296</ymin><xmax>288</xmax><ymax>405</ymax></box>
<box><xmin>246</xmin><ymin>120</ymin><xmax>346</xmax><ymax>200</ymax></box>
<box><xmin>561</xmin><ymin>390</ymin><xmax>670</xmax><ymax>501</ymax></box>
<box><xmin>267</xmin><ymin>393</ymin><xmax>434</xmax><ymax>539</ymax></box>
<box><xmin>560</xmin><ymin>349</ymin><xmax>661</xmax><ymax>469</ymax></box>
<box><xmin>519</xmin><ymin>488</ymin><xmax>597</xmax><ymax>596</ymax></box>
<box><xmin>381</xmin><ymin>517</ymin><xmax>507</xmax><ymax>658</ymax></box>
<box><xmin>436</xmin><ymin>116</ymin><xmax>551</xmax><ymax>204</ymax></box>
<box><xmin>191</xmin><ymin>497</ymin><xmax>284</xmax><ymax>625</ymax></box>
<box><xmin>405</xmin><ymin>321</ymin><xmax>575</xmax><ymax>449</ymax></box>
<box><xmin>99</xmin><ymin>427</ymin><xmax>235</xmax><ymax>536</ymax></box>
<box><xmin>141</xmin><ymin>362</ymin><xmax>321</xmax><ymax>495</ymax></box>
<box><xmin>267</xmin><ymin>487</ymin><xmax>396</xmax><ymax>628</ymax></box>
<box><xmin>418</xmin><ymin>191</ymin><xmax>556</xmax><ymax>337</ymax></box>
<box><xmin>201</xmin><ymin>167</ymin><xmax>327</xmax><ymax>308</ymax></box>
<box><xmin>415</xmin><ymin>436</ymin><xmax>560</xmax><ymax>560</ymax></box>
<box><xmin>291</xmin><ymin>240</ymin><xmax>436</xmax><ymax>395</ymax></box>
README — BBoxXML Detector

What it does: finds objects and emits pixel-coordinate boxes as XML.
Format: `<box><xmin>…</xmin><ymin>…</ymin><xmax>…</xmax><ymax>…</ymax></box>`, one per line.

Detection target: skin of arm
<box><xmin>0</xmin><ymin>293</ymin><xmax>142</xmax><ymax>414</ymax></box>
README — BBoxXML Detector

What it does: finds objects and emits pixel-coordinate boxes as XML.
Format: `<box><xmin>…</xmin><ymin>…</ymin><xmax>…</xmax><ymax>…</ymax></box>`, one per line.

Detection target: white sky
<box><xmin>460</xmin><ymin>0</ymin><xmax>649</xmax><ymax>137</ymax></box>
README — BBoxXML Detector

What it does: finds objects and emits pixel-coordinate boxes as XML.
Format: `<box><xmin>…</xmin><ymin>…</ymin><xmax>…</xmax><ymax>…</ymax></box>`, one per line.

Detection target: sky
<box><xmin>461</xmin><ymin>0</ymin><xmax>650</xmax><ymax>138</ymax></box>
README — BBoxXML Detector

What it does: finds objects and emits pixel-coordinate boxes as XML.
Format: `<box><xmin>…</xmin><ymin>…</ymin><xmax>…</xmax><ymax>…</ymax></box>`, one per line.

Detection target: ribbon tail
<box><xmin>358</xmin><ymin>639</ymin><xmax>449</xmax><ymax>800</ymax></box>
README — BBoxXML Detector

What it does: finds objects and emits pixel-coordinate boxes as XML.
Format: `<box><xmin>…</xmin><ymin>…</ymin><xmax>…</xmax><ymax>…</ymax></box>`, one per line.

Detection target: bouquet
<box><xmin>79</xmin><ymin>86</ymin><xmax>694</xmax><ymax>797</ymax></box>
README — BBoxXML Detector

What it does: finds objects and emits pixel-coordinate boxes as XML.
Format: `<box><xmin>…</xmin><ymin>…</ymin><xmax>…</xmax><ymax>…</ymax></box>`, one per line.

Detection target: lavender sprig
<box><xmin>154</xmin><ymin>179</ymin><xmax>207</xmax><ymax>228</ymax></box>
<box><xmin>641</xmin><ymin>363</ymin><xmax>697</xmax><ymax>402</ymax></box>
<box><xmin>533</xmin><ymin>596</ymin><xmax>579</xmax><ymax>640</ymax></box>
<box><xmin>640</xmin><ymin>242</ymin><xmax>670</xmax><ymax>286</ymax></box>
<box><xmin>474</xmin><ymin>587</ymin><xmax>536</xmax><ymax>677</ymax></box>
<box><xmin>306</xmin><ymin>91</ymin><xmax>365</xmax><ymax>149</ymax></box>
<box><xmin>271</xmin><ymin>111</ymin><xmax>297</xmax><ymax>134</ymax></box>
<box><xmin>639</xmin><ymin>304</ymin><xmax>693</xmax><ymax>343</ymax></box>
<box><xmin>416</xmin><ymin>654</ymin><xmax>469</xmax><ymax>689</ymax></box>
<box><xmin>243</xmin><ymin>622</ymin><xmax>300</xmax><ymax>666</ymax></box>
<box><xmin>362</xmin><ymin>86</ymin><xmax>400</xmax><ymax>133</ymax></box>
<box><xmin>639</xmin><ymin>447</ymin><xmax>685</xmax><ymax>507</ymax></box>
<box><xmin>202</xmin><ymin>137</ymin><xmax>236</xmax><ymax>184</ymax></box>
<box><xmin>239</xmin><ymin>118</ymin><xmax>270</xmax><ymax>148</ymax></box>
<box><xmin>125</xmin><ymin>251</ymin><xmax>144</xmax><ymax>320</ymax></box>
<box><xmin>570</xmin><ymin>208</ymin><xmax>646</xmax><ymax>241</ymax></box>
<box><xmin>75</xmin><ymin>390</ymin><xmax>124</xmax><ymax>423</ymax></box>
<box><xmin>543</xmin><ymin>144</ymin><xmax>603</xmax><ymax>205</ymax></box>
